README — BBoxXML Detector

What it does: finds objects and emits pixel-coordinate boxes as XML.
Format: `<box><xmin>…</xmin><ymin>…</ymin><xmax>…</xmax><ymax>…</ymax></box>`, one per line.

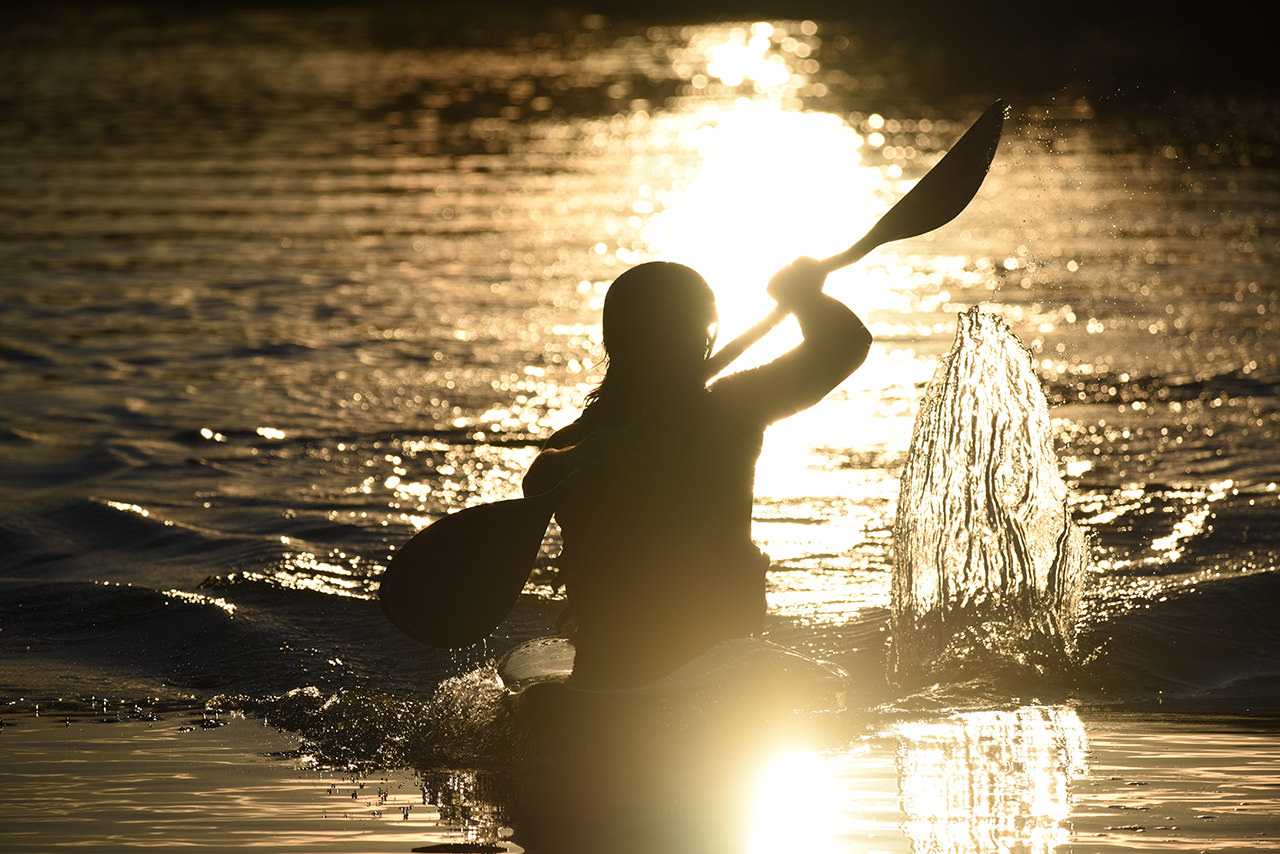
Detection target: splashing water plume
<box><xmin>891</xmin><ymin>308</ymin><xmax>1088</xmax><ymax>684</ymax></box>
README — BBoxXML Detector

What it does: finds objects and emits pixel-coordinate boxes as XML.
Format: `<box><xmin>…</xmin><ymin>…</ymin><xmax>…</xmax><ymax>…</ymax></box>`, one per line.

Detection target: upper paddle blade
<box><xmin>865</xmin><ymin>99</ymin><xmax>1006</xmax><ymax>245</ymax></box>
<box><xmin>379</xmin><ymin>493</ymin><xmax>555</xmax><ymax>648</ymax></box>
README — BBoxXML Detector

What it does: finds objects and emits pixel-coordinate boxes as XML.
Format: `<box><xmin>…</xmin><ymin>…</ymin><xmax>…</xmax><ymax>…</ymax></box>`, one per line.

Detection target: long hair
<box><xmin>583</xmin><ymin>262</ymin><xmax>717</xmax><ymax>415</ymax></box>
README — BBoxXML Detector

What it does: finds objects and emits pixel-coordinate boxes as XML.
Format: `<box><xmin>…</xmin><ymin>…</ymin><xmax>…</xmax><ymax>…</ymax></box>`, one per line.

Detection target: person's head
<box><xmin>598</xmin><ymin>262</ymin><xmax>717</xmax><ymax>396</ymax></box>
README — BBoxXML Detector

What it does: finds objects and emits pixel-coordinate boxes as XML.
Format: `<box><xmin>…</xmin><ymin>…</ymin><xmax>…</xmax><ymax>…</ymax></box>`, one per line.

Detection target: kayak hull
<box><xmin>496</xmin><ymin>636</ymin><xmax>850</xmax><ymax>763</ymax></box>
<box><xmin>498</xmin><ymin>635</ymin><xmax>848</xmax><ymax>704</ymax></box>
<box><xmin>496</xmin><ymin>637</ymin><xmax>851</xmax><ymax>853</ymax></box>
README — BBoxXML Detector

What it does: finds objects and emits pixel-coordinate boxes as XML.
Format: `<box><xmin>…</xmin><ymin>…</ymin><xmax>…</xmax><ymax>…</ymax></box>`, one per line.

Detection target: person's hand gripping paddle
<box><xmin>379</xmin><ymin>100</ymin><xmax>1007</xmax><ymax>649</ymax></box>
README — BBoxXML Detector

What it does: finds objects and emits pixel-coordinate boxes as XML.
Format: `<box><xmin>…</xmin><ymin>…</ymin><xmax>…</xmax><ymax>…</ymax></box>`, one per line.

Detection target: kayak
<box><xmin>495</xmin><ymin>634</ymin><xmax>852</xmax><ymax>836</ymax></box>
<box><xmin>496</xmin><ymin>636</ymin><xmax>849</xmax><ymax>740</ymax></box>
<box><xmin>496</xmin><ymin>638</ymin><xmax>851</xmax><ymax>851</ymax></box>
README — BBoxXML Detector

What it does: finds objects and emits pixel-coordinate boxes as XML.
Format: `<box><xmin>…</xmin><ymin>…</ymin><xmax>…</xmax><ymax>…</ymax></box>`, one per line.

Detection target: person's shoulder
<box><xmin>541</xmin><ymin>407</ymin><xmax>605</xmax><ymax>449</ymax></box>
<box><xmin>705</xmin><ymin>368</ymin><xmax>777</xmax><ymax>427</ymax></box>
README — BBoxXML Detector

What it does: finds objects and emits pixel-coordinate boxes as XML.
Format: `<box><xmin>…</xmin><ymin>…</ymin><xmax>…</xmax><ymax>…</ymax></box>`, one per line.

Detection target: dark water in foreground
<box><xmin>1</xmin><ymin>5</ymin><xmax>1278</xmax><ymax>851</ymax></box>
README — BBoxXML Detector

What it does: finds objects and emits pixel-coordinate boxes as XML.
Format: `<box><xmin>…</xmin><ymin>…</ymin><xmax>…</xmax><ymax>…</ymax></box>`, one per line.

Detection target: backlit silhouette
<box><xmin>523</xmin><ymin>257</ymin><xmax>871</xmax><ymax>687</ymax></box>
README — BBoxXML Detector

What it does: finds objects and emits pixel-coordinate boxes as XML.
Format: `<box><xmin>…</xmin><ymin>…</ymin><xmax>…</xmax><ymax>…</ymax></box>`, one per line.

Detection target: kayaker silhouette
<box><xmin>523</xmin><ymin>257</ymin><xmax>871</xmax><ymax>688</ymax></box>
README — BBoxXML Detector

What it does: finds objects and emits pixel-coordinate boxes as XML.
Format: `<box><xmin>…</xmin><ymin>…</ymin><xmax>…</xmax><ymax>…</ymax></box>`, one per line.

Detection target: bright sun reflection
<box><xmin>704</xmin><ymin>23</ymin><xmax>793</xmax><ymax>90</ymax></box>
<box><xmin>636</xmin><ymin>21</ymin><xmax>906</xmax><ymax>368</ymax></box>
<box><xmin>646</xmin><ymin>100</ymin><xmax>888</xmax><ymax>355</ymax></box>
<box><xmin>749</xmin><ymin>750</ymin><xmax>840</xmax><ymax>853</ymax></box>
<box><xmin>1148</xmin><ymin>478</ymin><xmax>1234</xmax><ymax>564</ymax></box>
<box><xmin>893</xmin><ymin>707</ymin><xmax>1088</xmax><ymax>854</ymax></box>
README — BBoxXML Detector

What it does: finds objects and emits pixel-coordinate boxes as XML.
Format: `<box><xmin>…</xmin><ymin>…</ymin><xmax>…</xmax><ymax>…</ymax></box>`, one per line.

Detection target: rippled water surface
<box><xmin>1</xmin><ymin>5</ymin><xmax>1278</xmax><ymax>851</ymax></box>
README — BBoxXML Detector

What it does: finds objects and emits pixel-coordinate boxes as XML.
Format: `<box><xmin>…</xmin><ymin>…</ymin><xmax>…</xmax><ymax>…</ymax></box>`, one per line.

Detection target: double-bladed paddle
<box><xmin>380</xmin><ymin>99</ymin><xmax>1007</xmax><ymax>649</ymax></box>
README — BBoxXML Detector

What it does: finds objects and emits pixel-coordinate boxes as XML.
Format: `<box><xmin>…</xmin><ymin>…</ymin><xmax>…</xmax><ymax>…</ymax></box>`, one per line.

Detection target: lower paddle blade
<box><xmin>379</xmin><ymin>494</ymin><xmax>554</xmax><ymax>648</ymax></box>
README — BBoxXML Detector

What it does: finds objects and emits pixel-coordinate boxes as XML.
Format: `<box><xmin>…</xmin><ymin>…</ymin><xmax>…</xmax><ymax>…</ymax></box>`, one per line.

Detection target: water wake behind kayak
<box><xmin>891</xmin><ymin>307</ymin><xmax>1088</xmax><ymax>685</ymax></box>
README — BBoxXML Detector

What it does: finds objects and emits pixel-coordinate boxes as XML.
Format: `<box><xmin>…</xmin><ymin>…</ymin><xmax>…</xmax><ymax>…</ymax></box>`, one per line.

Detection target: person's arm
<box><xmin>712</xmin><ymin>256</ymin><xmax>872</xmax><ymax>422</ymax></box>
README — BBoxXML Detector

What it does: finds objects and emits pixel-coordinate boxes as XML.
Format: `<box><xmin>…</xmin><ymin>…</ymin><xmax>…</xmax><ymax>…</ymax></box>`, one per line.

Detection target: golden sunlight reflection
<box><xmin>669</xmin><ymin>20</ymin><xmax>822</xmax><ymax>97</ymax></box>
<box><xmin>163</xmin><ymin>588</ymin><xmax>237</xmax><ymax>616</ymax></box>
<box><xmin>1148</xmin><ymin>479</ymin><xmax>1234</xmax><ymax>564</ymax></box>
<box><xmin>1075</xmin><ymin>479</ymin><xmax>1237</xmax><ymax>572</ymax></box>
<box><xmin>391</xmin><ymin>442</ymin><xmax>539</xmax><ymax>530</ymax></box>
<box><xmin>752</xmin><ymin>356</ymin><xmax>924</xmax><ymax>499</ymax></box>
<box><xmin>645</xmin><ymin>100</ymin><xmax>887</xmax><ymax>352</ymax></box>
<box><xmin>893</xmin><ymin>706</ymin><xmax>1088</xmax><ymax>854</ymax></box>
<box><xmin>703</xmin><ymin>23</ymin><xmax>793</xmax><ymax>90</ymax></box>
<box><xmin>747</xmin><ymin>355</ymin><xmax>927</xmax><ymax>625</ymax></box>
<box><xmin>749</xmin><ymin>749</ymin><xmax>840</xmax><ymax>854</ymax></box>
<box><xmin>620</xmin><ymin>25</ymin><xmax>1008</xmax><ymax>380</ymax></box>
<box><xmin>244</xmin><ymin>549</ymin><xmax>369</xmax><ymax>598</ymax></box>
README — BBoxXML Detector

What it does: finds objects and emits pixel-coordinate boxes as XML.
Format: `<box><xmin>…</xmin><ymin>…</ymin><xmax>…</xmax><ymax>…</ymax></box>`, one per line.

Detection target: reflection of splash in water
<box><xmin>894</xmin><ymin>706</ymin><xmax>1088</xmax><ymax>854</ymax></box>
<box><xmin>891</xmin><ymin>307</ymin><xmax>1087</xmax><ymax>682</ymax></box>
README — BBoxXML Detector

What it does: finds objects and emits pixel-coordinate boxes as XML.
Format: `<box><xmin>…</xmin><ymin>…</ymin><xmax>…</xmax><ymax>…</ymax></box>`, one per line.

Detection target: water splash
<box><xmin>216</xmin><ymin>666</ymin><xmax>513</xmax><ymax>771</ymax></box>
<box><xmin>890</xmin><ymin>307</ymin><xmax>1087</xmax><ymax>684</ymax></box>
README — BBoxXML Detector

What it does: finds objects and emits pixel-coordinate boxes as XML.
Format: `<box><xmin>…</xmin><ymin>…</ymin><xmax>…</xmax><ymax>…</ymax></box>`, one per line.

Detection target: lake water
<box><xmin>1</xmin><ymin>5</ymin><xmax>1277</xmax><ymax>852</ymax></box>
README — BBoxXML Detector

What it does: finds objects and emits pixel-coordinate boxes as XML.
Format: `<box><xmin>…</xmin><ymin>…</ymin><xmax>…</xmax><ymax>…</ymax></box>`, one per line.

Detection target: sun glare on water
<box><xmin>646</xmin><ymin>103</ymin><xmax>884</xmax><ymax>338</ymax></box>
<box><xmin>637</xmin><ymin>22</ymin><xmax>898</xmax><ymax>362</ymax></box>
<box><xmin>749</xmin><ymin>750</ymin><xmax>841</xmax><ymax>853</ymax></box>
